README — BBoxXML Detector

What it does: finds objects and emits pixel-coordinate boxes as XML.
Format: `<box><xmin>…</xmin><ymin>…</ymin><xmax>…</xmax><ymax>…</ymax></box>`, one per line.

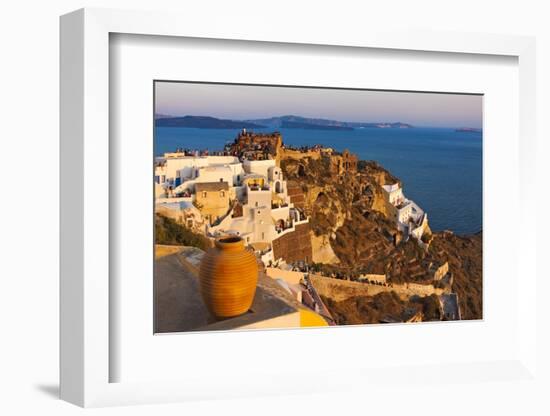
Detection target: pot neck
<box><xmin>215</xmin><ymin>238</ymin><xmax>245</xmax><ymax>252</ymax></box>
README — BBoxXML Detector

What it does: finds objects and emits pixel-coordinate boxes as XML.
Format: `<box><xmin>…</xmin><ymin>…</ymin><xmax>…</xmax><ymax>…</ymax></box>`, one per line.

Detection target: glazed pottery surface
<box><xmin>199</xmin><ymin>236</ymin><xmax>259</xmax><ymax>319</ymax></box>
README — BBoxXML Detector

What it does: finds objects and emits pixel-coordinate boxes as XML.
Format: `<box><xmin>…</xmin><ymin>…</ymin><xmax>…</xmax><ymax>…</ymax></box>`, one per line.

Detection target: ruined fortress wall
<box><xmin>329</xmin><ymin>151</ymin><xmax>358</xmax><ymax>175</ymax></box>
<box><xmin>272</xmin><ymin>223</ymin><xmax>313</xmax><ymax>264</ymax></box>
<box><xmin>279</xmin><ymin>148</ymin><xmax>321</xmax><ymax>161</ymax></box>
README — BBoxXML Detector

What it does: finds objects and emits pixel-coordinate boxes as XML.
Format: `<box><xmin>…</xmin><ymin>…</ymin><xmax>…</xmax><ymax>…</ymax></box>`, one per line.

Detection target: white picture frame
<box><xmin>60</xmin><ymin>8</ymin><xmax>538</xmax><ymax>407</ymax></box>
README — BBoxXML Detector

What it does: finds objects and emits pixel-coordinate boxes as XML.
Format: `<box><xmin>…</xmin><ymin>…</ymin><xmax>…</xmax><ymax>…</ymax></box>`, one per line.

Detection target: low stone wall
<box><xmin>358</xmin><ymin>273</ymin><xmax>387</xmax><ymax>284</ymax></box>
<box><xmin>310</xmin><ymin>274</ymin><xmax>392</xmax><ymax>302</ymax></box>
<box><xmin>265</xmin><ymin>267</ymin><xmax>304</xmax><ymax>285</ymax></box>
<box><xmin>402</xmin><ymin>282</ymin><xmax>437</xmax><ymax>296</ymax></box>
<box><xmin>310</xmin><ymin>274</ymin><xmax>443</xmax><ymax>302</ymax></box>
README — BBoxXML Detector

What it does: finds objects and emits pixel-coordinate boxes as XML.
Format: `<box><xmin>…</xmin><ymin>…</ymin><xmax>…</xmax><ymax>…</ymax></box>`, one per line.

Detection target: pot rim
<box><xmin>214</xmin><ymin>235</ymin><xmax>245</xmax><ymax>250</ymax></box>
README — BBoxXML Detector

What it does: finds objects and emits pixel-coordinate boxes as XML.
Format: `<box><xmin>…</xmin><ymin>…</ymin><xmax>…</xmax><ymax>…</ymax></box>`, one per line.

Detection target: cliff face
<box><xmin>363</xmin><ymin>165</ymin><xmax>397</xmax><ymax>217</ymax></box>
<box><xmin>279</xmin><ymin>153</ymin><xmax>482</xmax><ymax>322</ymax></box>
<box><xmin>310</xmin><ymin>234</ymin><xmax>340</xmax><ymax>264</ymax></box>
<box><xmin>428</xmin><ymin>231</ymin><xmax>483</xmax><ymax>320</ymax></box>
<box><xmin>322</xmin><ymin>292</ymin><xmax>442</xmax><ymax>325</ymax></box>
<box><xmin>280</xmin><ymin>157</ymin><xmax>402</xmax><ymax>268</ymax></box>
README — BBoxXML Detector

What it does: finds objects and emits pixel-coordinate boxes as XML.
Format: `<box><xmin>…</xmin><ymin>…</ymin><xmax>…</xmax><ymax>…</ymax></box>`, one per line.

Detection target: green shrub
<box><xmin>155</xmin><ymin>214</ymin><xmax>211</xmax><ymax>250</ymax></box>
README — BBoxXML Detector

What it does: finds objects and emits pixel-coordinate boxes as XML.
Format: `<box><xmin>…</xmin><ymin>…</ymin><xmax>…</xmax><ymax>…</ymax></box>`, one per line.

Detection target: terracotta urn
<box><xmin>199</xmin><ymin>236</ymin><xmax>259</xmax><ymax>319</ymax></box>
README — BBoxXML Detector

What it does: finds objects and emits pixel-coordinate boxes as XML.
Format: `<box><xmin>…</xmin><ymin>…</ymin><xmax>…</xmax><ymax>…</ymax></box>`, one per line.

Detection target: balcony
<box><xmin>271</xmin><ymin>203</ymin><xmax>289</xmax><ymax>210</ymax></box>
<box><xmin>275</xmin><ymin>219</ymin><xmax>294</xmax><ymax>234</ymax></box>
<box><xmin>248</xmin><ymin>185</ymin><xmax>270</xmax><ymax>192</ymax></box>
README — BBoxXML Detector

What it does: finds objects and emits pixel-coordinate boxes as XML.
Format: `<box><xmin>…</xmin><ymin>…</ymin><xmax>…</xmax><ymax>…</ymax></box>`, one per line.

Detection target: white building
<box><xmin>382</xmin><ymin>183</ymin><xmax>428</xmax><ymax>242</ymax></box>
<box><xmin>155</xmin><ymin>154</ymin><xmax>244</xmax><ymax>189</ymax></box>
<box><xmin>381</xmin><ymin>183</ymin><xmax>405</xmax><ymax>206</ymax></box>
<box><xmin>155</xmin><ymin>154</ymin><xmax>308</xmax><ymax>264</ymax></box>
<box><xmin>208</xmin><ymin>159</ymin><xmax>308</xmax><ymax>249</ymax></box>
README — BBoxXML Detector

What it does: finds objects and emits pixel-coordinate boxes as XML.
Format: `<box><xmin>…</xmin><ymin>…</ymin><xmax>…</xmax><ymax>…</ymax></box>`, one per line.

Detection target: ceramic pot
<box><xmin>199</xmin><ymin>236</ymin><xmax>258</xmax><ymax>319</ymax></box>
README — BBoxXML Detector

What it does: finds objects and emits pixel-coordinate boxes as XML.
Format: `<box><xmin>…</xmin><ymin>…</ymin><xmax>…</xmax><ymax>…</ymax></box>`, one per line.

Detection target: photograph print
<box><xmin>153</xmin><ymin>81</ymin><xmax>482</xmax><ymax>333</ymax></box>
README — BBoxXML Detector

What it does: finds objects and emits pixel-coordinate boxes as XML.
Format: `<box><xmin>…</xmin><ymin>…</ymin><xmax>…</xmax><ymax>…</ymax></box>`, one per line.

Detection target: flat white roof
<box><xmin>382</xmin><ymin>183</ymin><xmax>401</xmax><ymax>193</ymax></box>
<box><xmin>201</xmin><ymin>165</ymin><xmax>232</xmax><ymax>172</ymax></box>
<box><xmin>243</xmin><ymin>159</ymin><xmax>276</xmax><ymax>166</ymax></box>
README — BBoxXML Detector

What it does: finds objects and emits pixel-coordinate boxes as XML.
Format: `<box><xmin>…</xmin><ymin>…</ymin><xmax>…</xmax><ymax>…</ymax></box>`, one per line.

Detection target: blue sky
<box><xmin>155</xmin><ymin>81</ymin><xmax>483</xmax><ymax>128</ymax></box>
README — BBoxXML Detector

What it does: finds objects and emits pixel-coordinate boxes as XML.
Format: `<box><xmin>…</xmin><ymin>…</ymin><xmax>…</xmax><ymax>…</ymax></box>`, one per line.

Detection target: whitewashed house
<box><xmin>154</xmin><ymin>154</ymin><xmax>308</xmax><ymax>265</ymax></box>
<box><xmin>382</xmin><ymin>183</ymin><xmax>429</xmax><ymax>242</ymax></box>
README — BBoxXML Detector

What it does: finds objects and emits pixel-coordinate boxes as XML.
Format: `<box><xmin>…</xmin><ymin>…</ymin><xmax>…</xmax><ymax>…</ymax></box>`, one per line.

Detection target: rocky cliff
<box><xmin>279</xmin><ymin>153</ymin><xmax>482</xmax><ymax>321</ymax></box>
<box><xmin>428</xmin><ymin>231</ymin><xmax>483</xmax><ymax>320</ymax></box>
<box><xmin>280</xmin><ymin>156</ymin><xmax>404</xmax><ymax>269</ymax></box>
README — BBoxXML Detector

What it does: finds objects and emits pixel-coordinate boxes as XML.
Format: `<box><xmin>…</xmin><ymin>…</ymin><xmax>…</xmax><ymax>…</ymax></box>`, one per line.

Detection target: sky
<box><xmin>155</xmin><ymin>81</ymin><xmax>483</xmax><ymax>128</ymax></box>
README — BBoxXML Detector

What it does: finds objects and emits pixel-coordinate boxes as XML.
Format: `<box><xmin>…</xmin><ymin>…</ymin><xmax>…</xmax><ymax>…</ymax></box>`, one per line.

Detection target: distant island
<box><xmin>280</xmin><ymin>120</ymin><xmax>353</xmax><ymax>131</ymax></box>
<box><xmin>246</xmin><ymin>115</ymin><xmax>413</xmax><ymax>130</ymax></box>
<box><xmin>247</xmin><ymin>115</ymin><xmax>413</xmax><ymax>130</ymax></box>
<box><xmin>455</xmin><ymin>127</ymin><xmax>482</xmax><ymax>133</ymax></box>
<box><xmin>155</xmin><ymin>115</ymin><xmax>265</xmax><ymax>129</ymax></box>
<box><xmin>155</xmin><ymin>114</ymin><xmax>414</xmax><ymax>130</ymax></box>
<box><xmin>155</xmin><ymin>113</ymin><xmax>176</xmax><ymax>120</ymax></box>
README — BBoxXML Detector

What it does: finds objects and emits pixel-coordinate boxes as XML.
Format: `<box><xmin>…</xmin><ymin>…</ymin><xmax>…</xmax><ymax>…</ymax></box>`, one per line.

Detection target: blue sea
<box><xmin>155</xmin><ymin>127</ymin><xmax>482</xmax><ymax>235</ymax></box>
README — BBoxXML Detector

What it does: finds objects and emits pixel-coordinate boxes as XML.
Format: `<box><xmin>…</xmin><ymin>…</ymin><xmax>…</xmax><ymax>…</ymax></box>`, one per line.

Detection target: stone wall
<box><xmin>358</xmin><ymin>274</ymin><xmax>387</xmax><ymax>284</ymax></box>
<box><xmin>402</xmin><ymin>282</ymin><xmax>437</xmax><ymax>296</ymax></box>
<box><xmin>272</xmin><ymin>223</ymin><xmax>313</xmax><ymax>264</ymax></box>
<box><xmin>329</xmin><ymin>150</ymin><xmax>358</xmax><ymax>175</ymax></box>
<box><xmin>286</xmin><ymin>181</ymin><xmax>306</xmax><ymax>210</ymax></box>
<box><xmin>279</xmin><ymin>148</ymin><xmax>321</xmax><ymax>161</ymax></box>
<box><xmin>310</xmin><ymin>273</ymin><xmax>443</xmax><ymax>302</ymax></box>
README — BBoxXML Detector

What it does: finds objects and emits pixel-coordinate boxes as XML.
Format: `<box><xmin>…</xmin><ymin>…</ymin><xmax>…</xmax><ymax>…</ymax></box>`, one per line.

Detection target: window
<box><xmin>261</xmin><ymin>232</ymin><xmax>265</xmax><ymax>240</ymax></box>
<box><xmin>220</xmin><ymin>178</ymin><xmax>223</xmax><ymax>182</ymax></box>
<box><xmin>202</xmin><ymin>191</ymin><xmax>207</xmax><ymax>198</ymax></box>
<box><xmin>220</xmin><ymin>191</ymin><xmax>225</xmax><ymax>197</ymax></box>
<box><xmin>255</xmin><ymin>202</ymin><xmax>258</xmax><ymax>207</ymax></box>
